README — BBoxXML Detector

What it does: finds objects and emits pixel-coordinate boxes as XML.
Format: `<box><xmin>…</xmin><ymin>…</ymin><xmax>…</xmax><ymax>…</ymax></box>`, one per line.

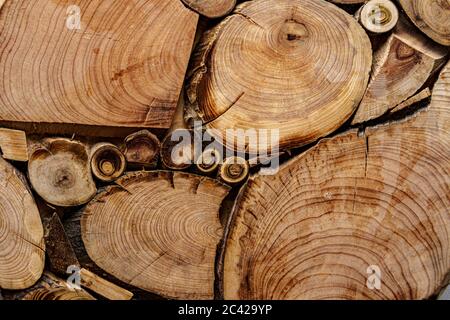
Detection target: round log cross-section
<box><xmin>187</xmin><ymin>0</ymin><xmax>372</xmax><ymax>152</ymax></box>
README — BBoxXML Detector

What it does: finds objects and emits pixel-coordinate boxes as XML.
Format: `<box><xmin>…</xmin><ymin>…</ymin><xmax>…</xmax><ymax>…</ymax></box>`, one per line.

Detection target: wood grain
<box><xmin>221</xmin><ymin>62</ymin><xmax>450</xmax><ymax>300</ymax></box>
<box><xmin>81</xmin><ymin>171</ymin><xmax>230</xmax><ymax>299</ymax></box>
<box><xmin>186</xmin><ymin>0</ymin><xmax>372</xmax><ymax>151</ymax></box>
<box><xmin>399</xmin><ymin>0</ymin><xmax>450</xmax><ymax>46</ymax></box>
<box><xmin>0</xmin><ymin>0</ymin><xmax>198</xmax><ymax>131</ymax></box>
<box><xmin>0</xmin><ymin>157</ymin><xmax>45</xmax><ymax>290</ymax></box>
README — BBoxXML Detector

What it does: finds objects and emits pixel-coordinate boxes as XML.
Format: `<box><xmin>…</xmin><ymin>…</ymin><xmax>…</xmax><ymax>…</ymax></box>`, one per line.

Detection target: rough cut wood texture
<box><xmin>186</xmin><ymin>0</ymin><xmax>372</xmax><ymax>151</ymax></box>
<box><xmin>0</xmin><ymin>157</ymin><xmax>45</xmax><ymax>290</ymax></box>
<box><xmin>352</xmin><ymin>20</ymin><xmax>447</xmax><ymax>124</ymax></box>
<box><xmin>181</xmin><ymin>0</ymin><xmax>236</xmax><ymax>18</ymax></box>
<box><xmin>0</xmin><ymin>128</ymin><xmax>28</xmax><ymax>161</ymax></box>
<box><xmin>0</xmin><ymin>0</ymin><xmax>198</xmax><ymax>131</ymax></box>
<box><xmin>222</xmin><ymin>62</ymin><xmax>450</xmax><ymax>300</ymax></box>
<box><xmin>28</xmin><ymin>138</ymin><xmax>97</xmax><ymax>207</ymax></box>
<box><xmin>399</xmin><ymin>0</ymin><xmax>450</xmax><ymax>46</ymax></box>
<box><xmin>81</xmin><ymin>171</ymin><xmax>230</xmax><ymax>299</ymax></box>
<box><xmin>356</xmin><ymin>0</ymin><xmax>399</xmax><ymax>34</ymax></box>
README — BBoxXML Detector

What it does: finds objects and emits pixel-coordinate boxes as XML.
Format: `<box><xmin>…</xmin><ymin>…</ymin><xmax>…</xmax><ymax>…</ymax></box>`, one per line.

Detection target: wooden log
<box><xmin>79</xmin><ymin>268</ymin><xmax>133</xmax><ymax>300</ymax></box>
<box><xmin>23</xmin><ymin>287</ymin><xmax>94</xmax><ymax>301</ymax></box>
<box><xmin>41</xmin><ymin>209</ymin><xmax>134</xmax><ymax>300</ymax></box>
<box><xmin>328</xmin><ymin>0</ymin><xmax>365</xmax><ymax>4</ymax></box>
<box><xmin>0</xmin><ymin>0</ymin><xmax>198</xmax><ymax>132</ymax></box>
<box><xmin>181</xmin><ymin>0</ymin><xmax>236</xmax><ymax>18</ymax></box>
<box><xmin>390</xmin><ymin>88</ymin><xmax>431</xmax><ymax>114</ymax></box>
<box><xmin>123</xmin><ymin>130</ymin><xmax>160</xmax><ymax>168</ymax></box>
<box><xmin>398</xmin><ymin>0</ymin><xmax>450</xmax><ymax>46</ymax></box>
<box><xmin>218</xmin><ymin>156</ymin><xmax>250</xmax><ymax>186</ymax></box>
<box><xmin>0</xmin><ymin>157</ymin><xmax>45</xmax><ymax>290</ymax></box>
<box><xmin>28</xmin><ymin>138</ymin><xmax>97</xmax><ymax>207</ymax></box>
<box><xmin>0</xmin><ymin>128</ymin><xmax>28</xmax><ymax>161</ymax></box>
<box><xmin>356</xmin><ymin>0</ymin><xmax>399</xmax><ymax>34</ymax></box>
<box><xmin>90</xmin><ymin>143</ymin><xmax>126</xmax><ymax>182</ymax></box>
<box><xmin>20</xmin><ymin>272</ymin><xmax>95</xmax><ymax>301</ymax></box>
<box><xmin>220</xmin><ymin>61</ymin><xmax>450</xmax><ymax>300</ymax></box>
<box><xmin>352</xmin><ymin>19</ymin><xmax>447</xmax><ymax>124</ymax></box>
<box><xmin>81</xmin><ymin>171</ymin><xmax>230</xmax><ymax>299</ymax></box>
<box><xmin>186</xmin><ymin>0</ymin><xmax>372</xmax><ymax>151</ymax></box>
<box><xmin>196</xmin><ymin>148</ymin><xmax>222</xmax><ymax>175</ymax></box>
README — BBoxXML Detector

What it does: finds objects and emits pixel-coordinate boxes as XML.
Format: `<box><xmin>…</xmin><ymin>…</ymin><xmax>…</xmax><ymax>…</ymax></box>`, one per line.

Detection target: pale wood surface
<box><xmin>0</xmin><ymin>158</ymin><xmax>45</xmax><ymax>290</ymax></box>
<box><xmin>186</xmin><ymin>0</ymin><xmax>372</xmax><ymax>151</ymax></box>
<box><xmin>222</xmin><ymin>62</ymin><xmax>450</xmax><ymax>300</ymax></box>
<box><xmin>81</xmin><ymin>171</ymin><xmax>230</xmax><ymax>299</ymax></box>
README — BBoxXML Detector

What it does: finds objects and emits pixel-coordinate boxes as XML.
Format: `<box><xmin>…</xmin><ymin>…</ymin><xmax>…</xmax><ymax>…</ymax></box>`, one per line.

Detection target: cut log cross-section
<box><xmin>399</xmin><ymin>0</ymin><xmax>450</xmax><ymax>46</ymax></box>
<box><xmin>352</xmin><ymin>19</ymin><xmax>447</xmax><ymax>124</ymax></box>
<box><xmin>181</xmin><ymin>0</ymin><xmax>236</xmax><ymax>18</ymax></box>
<box><xmin>28</xmin><ymin>138</ymin><xmax>97</xmax><ymax>207</ymax></box>
<box><xmin>81</xmin><ymin>171</ymin><xmax>230</xmax><ymax>299</ymax></box>
<box><xmin>186</xmin><ymin>0</ymin><xmax>372</xmax><ymax>151</ymax></box>
<box><xmin>0</xmin><ymin>157</ymin><xmax>45</xmax><ymax>290</ymax></box>
<box><xmin>222</xmin><ymin>62</ymin><xmax>450</xmax><ymax>300</ymax></box>
<box><xmin>0</xmin><ymin>0</ymin><xmax>198</xmax><ymax>132</ymax></box>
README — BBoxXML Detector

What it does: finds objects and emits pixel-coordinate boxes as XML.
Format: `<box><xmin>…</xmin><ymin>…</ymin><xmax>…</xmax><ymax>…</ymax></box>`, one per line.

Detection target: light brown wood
<box><xmin>0</xmin><ymin>0</ymin><xmax>198</xmax><ymax>132</ymax></box>
<box><xmin>399</xmin><ymin>0</ymin><xmax>450</xmax><ymax>46</ymax></box>
<box><xmin>80</xmin><ymin>268</ymin><xmax>133</xmax><ymax>300</ymax></box>
<box><xmin>181</xmin><ymin>0</ymin><xmax>236</xmax><ymax>18</ymax></box>
<box><xmin>390</xmin><ymin>88</ymin><xmax>431</xmax><ymax>114</ymax></box>
<box><xmin>161</xmin><ymin>129</ymin><xmax>195</xmax><ymax>170</ymax></box>
<box><xmin>21</xmin><ymin>272</ymin><xmax>95</xmax><ymax>301</ymax></box>
<box><xmin>28</xmin><ymin>138</ymin><xmax>97</xmax><ymax>207</ymax></box>
<box><xmin>81</xmin><ymin>171</ymin><xmax>230</xmax><ymax>299</ymax></box>
<box><xmin>329</xmin><ymin>0</ymin><xmax>365</xmax><ymax>3</ymax></box>
<box><xmin>196</xmin><ymin>148</ymin><xmax>222</xmax><ymax>175</ymax></box>
<box><xmin>221</xmin><ymin>62</ymin><xmax>450</xmax><ymax>300</ymax></box>
<box><xmin>357</xmin><ymin>0</ymin><xmax>399</xmax><ymax>34</ymax></box>
<box><xmin>123</xmin><ymin>130</ymin><xmax>160</xmax><ymax>168</ymax></box>
<box><xmin>90</xmin><ymin>143</ymin><xmax>126</xmax><ymax>182</ymax></box>
<box><xmin>0</xmin><ymin>128</ymin><xmax>28</xmax><ymax>161</ymax></box>
<box><xmin>352</xmin><ymin>19</ymin><xmax>447</xmax><ymax>124</ymax></box>
<box><xmin>218</xmin><ymin>156</ymin><xmax>249</xmax><ymax>186</ymax></box>
<box><xmin>0</xmin><ymin>157</ymin><xmax>45</xmax><ymax>290</ymax></box>
<box><xmin>186</xmin><ymin>0</ymin><xmax>372</xmax><ymax>151</ymax></box>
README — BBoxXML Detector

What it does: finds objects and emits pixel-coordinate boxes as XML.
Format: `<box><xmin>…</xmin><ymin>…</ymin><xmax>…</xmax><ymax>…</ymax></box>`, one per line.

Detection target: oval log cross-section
<box><xmin>187</xmin><ymin>0</ymin><xmax>372</xmax><ymax>151</ymax></box>
<box><xmin>222</xmin><ymin>62</ymin><xmax>450</xmax><ymax>300</ymax></box>
<box><xmin>0</xmin><ymin>158</ymin><xmax>45</xmax><ymax>290</ymax></box>
<box><xmin>28</xmin><ymin>138</ymin><xmax>97</xmax><ymax>207</ymax></box>
<box><xmin>81</xmin><ymin>171</ymin><xmax>230</xmax><ymax>299</ymax></box>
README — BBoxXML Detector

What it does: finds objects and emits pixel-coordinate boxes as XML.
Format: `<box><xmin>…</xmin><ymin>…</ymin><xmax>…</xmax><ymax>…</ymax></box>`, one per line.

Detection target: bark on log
<box><xmin>398</xmin><ymin>0</ymin><xmax>450</xmax><ymax>46</ymax></box>
<box><xmin>0</xmin><ymin>157</ymin><xmax>45</xmax><ymax>290</ymax></box>
<box><xmin>81</xmin><ymin>171</ymin><xmax>230</xmax><ymax>299</ymax></box>
<box><xmin>0</xmin><ymin>0</ymin><xmax>198</xmax><ymax>132</ymax></box>
<box><xmin>221</xmin><ymin>62</ymin><xmax>450</xmax><ymax>300</ymax></box>
<box><xmin>181</xmin><ymin>0</ymin><xmax>236</xmax><ymax>18</ymax></box>
<box><xmin>352</xmin><ymin>19</ymin><xmax>447</xmax><ymax>124</ymax></box>
<box><xmin>186</xmin><ymin>0</ymin><xmax>372</xmax><ymax>151</ymax></box>
<box><xmin>28</xmin><ymin>138</ymin><xmax>97</xmax><ymax>207</ymax></box>
<box><xmin>0</xmin><ymin>128</ymin><xmax>28</xmax><ymax>161</ymax></box>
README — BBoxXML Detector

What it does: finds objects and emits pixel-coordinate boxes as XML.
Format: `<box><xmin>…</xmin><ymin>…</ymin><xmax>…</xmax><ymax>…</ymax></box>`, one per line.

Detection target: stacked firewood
<box><xmin>0</xmin><ymin>0</ymin><xmax>448</xmax><ymax>300</ymax></box>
